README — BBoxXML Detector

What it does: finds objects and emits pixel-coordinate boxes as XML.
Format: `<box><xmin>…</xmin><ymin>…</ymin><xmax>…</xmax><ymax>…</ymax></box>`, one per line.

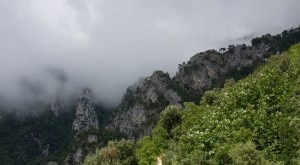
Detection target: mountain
<box><xmin>72</xmin><ymin>88</ymin><xmax>99</xmax><ymax>136</ymax></box>
<box><xmin>0</xmin><ymin>26</ymin><xmax>299</xmax><ymax>164</ymax></box>
<box><xmin>0</xmin><ymin>88</ymin><xmax>123</xmax><ymax>165</ymax></box>
<box><xmin>65</xmin><ymin>88</ymin><xmax>99</xmax><ymax>165</ymax></box>
<box><xmin>107</xmin><ymin>26</ymin><xmax>300</xmax><ymax>139</ymax></box>
<box><xmin>0</xmin><ymin>103</ymin><xmax>75</xmax><ymax>164</ymax></box>
<box><xmin>135</xmin><ymin>43</ymin><xmax>300</xmax><ymax>164</ymax></box>
<box><xmin>106</xmin><ymin>71</ymin><xmax>181</xmax><ymax>139</ymax></box>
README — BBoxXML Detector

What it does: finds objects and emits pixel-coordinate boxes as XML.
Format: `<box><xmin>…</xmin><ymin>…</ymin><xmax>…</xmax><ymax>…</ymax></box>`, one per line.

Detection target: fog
<box><xmin>0</xmin><ymin>0</ymin><xmax>299</xmax><ymax>110</ymax></box>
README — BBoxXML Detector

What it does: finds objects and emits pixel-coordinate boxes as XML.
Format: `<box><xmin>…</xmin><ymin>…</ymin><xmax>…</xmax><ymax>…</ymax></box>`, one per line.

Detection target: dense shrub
<box><xmin>136</xmin><ymin>44</ymin><xmax>300</xmax><ymax>164</ymax></box>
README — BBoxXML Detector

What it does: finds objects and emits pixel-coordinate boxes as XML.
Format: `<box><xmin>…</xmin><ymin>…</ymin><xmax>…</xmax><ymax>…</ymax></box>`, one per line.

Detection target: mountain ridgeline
<box><xmin>107</xmin><ymin>26</ymin><xmax>300</xmax><ymax>139</ymax></box>
<box><xmin>85</xmin><ymin>34</ymin><xmax>300</xmax><ymax>164</ymax></box>
<box><xmin>133</xmin><ymin>43</ymin><xmax>300</xmax><ymax>165</ymax></box>
<box><xmin>0</xmin><ymin>88</ymin><xmax>123</xmax><ymax>165</ymax></box>
<box><xmin>0</xmin><ymin>26</ymin><xmax>299</xmax><ymax>165</ymax></box>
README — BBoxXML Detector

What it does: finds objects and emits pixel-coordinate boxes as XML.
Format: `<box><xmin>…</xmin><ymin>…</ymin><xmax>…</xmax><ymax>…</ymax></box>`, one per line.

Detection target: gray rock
<box><xmin>107</xmin><ymin>71</ymin><xmax>181</xmax><ymax>139</ymax></box>
<box><xmin>108</xmin><ymin>44</ymin><xmax>274</xmax><ymax>139</ymax></box>
<box><xmin>47</xmin><ymin>161</ymin><xmax>58</xmax><ymax>165</ymax></box>
<box><xmin>65</xmin><ymin>88</ymin><xmax>100</xmax><ymax>165</ymax></box>
<box><xmin>87</xmin><ymin>134</ymin><xmax>97</xmax><ymax>143</ymax></box>
<box><xmin>64</xmin><ymin>154</ymin><xmax>71</xmax><ymax>165</ymax></box>
<box><xmin>175</xmin><ymin>44</ymin><xmax>271</xmax><ymax>96</ymax></box>
<box><xmin>73</xmin><ymin>147</ymin><xmax>83</xmax><ymax>164</ymax></box>
<box><xmin>72</xmin><ymin>88</ymin><xmax>99</xmax><ymax>135</ymax></box>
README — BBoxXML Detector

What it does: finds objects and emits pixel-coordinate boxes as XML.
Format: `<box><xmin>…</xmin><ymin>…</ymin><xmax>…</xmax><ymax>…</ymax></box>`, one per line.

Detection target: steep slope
<box><xmin>65</xmin><ymin>88</ymin><xmax>99</xmax><ymax>165</ymax></box>
<box><xmin>0</xmin><ymin>88</ymin><xmax>123</xmax><ymax>165</ymax></box>
<box><xmin>136</xmin><ymin>43</ymin><xmax>300</xmax><ymax>164</ymax></box>
<box><xmin>0</xmin><ymin>106</ymin><xmax>75</xmax><ymax>164</ymax></box>
<box><xmin>72</xmin><ymin>88</ymin><xmax>99</xmax><ymax>136</ymax></box>
<box><xmin>108</xmin><ymin>26</ymin><xmax>300</xmax><ymax>139</ymax></box>
<box><xmin>107</xmin><ymin>71</ymin><xmax>181</xmax><ymax>139</ymax></box>
<box><xmin>174</xmin><ymin>44</ymin><xmax>269</xmax><ymax>97</ymax></box>
<box><xmin>175</xmin><ymin>26</ymin><xmax>300</xmax><ymax>100</ymax></box>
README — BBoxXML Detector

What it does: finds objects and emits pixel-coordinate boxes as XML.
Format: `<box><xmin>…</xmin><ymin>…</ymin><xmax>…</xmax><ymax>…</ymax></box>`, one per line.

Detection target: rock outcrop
<box><xmin>108</xmin><ymin>27</ymin><xmax>300</xmax><ymax>139</ymax></box>
<box><xmin>65</xmin><ymin>88</ymin><xmax>99</xmax><ymax>165</ymax></box>
<box><xmin>72</xmin><ymin>88</ymin><xmax>99</xmax><ymax>135</ymax></box>
<box><xmin>107</xmin><ymin>71</ymin><xmax>181</xmax><ymax>139</ymax></box>
<box><xmin>175</xmin><ymin>44</ymin><xmax>270</xmax><ymax>96</ymax></box>
<box><xmin>47</xmin><ymin>161</ymin><xmax>58</xmax><ymax>165</ymax></box>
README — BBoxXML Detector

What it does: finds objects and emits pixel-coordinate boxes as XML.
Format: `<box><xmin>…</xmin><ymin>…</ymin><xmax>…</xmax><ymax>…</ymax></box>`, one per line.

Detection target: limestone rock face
<box><xmin>108</xmin><ymin>27</ymin><xmax>300</xmax><ymax>140</ymax></box>
<box><xmin>107</xmin><ymin>45</ymin><xmax>274</xmax><ymax>139</ymax></box>
<box><xmin>65</xmin><ymin>88</ymin><xmax>99</xmax><ymax>165</ymax></box>
<box><xmin>107</xmin><ymin>71</ymin><xmax>181</xmax><ymax>139</ymax></box>
<box><xmin>72</xmin><ymin>88</ymin><xmax>99</xmax><ymax>135</ymax></box>
<box><xmin>175</xmin><ymin>44</ymin><xmax>271</xmax><ymax>96</ymax></box>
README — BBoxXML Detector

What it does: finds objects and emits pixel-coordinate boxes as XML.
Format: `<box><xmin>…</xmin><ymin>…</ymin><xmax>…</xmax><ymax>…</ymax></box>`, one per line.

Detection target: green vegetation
<box><xmin>84</xmin><ymin>139</ymin><xmax>137</xmax><ymax>165</ymax></box>
<box><xmin>0</xmin><ymin>103</ymin><xmax>124</xmax><ymax>165</ymax></box>
<box><xmin>251</xmin><ymin>27</ymin><xmax>300</xmax><ymax>53</ymax></box>
<box><xmin>0</xmin><ymin>109</ymin><xmax>75</xmax><ymax>165</ymax></box>
<box><xmin>85</xmin><ymin>44</ymin><xmax>300</xmax><ymax>164</ymax></box>
<box><xmin>136</xmin><ymin>44</ymin><xmax>300</xmax><ymax>164</ymax></box>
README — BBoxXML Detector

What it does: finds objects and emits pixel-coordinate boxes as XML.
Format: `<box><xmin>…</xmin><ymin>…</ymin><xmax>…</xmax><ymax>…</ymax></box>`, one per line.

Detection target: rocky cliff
<box><xmin>107</xmin><ymin>71</ymin><xmax>181</xmax><ymax>139</ymax></box>
<box><xmin>72</xmin><ymin>88</ymin><xmax>99</xmax><ymax>136</ymax></box>
<box><xmin>108</xmin><ymin>26</ymin><xmax>300</xmax><ymax>139</ymax></box>
<box><xmin>175</xmin><ymin>27</ymin><xmax>300</xmax><ymax>100</ymax></box>
<box><xmin>65</xmin><ymin>88</ymin><xmax>99</xmax><ymax>165</ymax></box>
<box><xmin>174</xmin><ymin>44</ymin><xmax>270</xmax><ymax>97</ymax></box>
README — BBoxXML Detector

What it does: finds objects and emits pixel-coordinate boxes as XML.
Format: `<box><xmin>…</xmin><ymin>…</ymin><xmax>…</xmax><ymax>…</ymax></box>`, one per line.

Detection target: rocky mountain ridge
<box><xmin>107</xmin><ymin>71</ymin><xmax>181</xmax><ymax>139</ymax></box>
<box><xmin>65</xmin><ymin>88</ymin><xmax>100</xmax><ymax>165</ymax></box>
<box><xmin>0</xmin><ymin>26</ymin><xmax>299</xmax><ymax>164</ymax></box>
<box><xmin>72</xmin><ymin>88</ymin><xmax>99</xmax><ymax>136</ymax></box>
<box><xmin>108</xmin><ymin>26</ymin><xmax>300</xmax><ymax>139</ymax></box>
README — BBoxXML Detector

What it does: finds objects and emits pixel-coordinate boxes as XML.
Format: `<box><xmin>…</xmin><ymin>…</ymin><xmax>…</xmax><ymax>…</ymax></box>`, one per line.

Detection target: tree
<box><xmin>84</xmin><ymin>139</ymin><xmax>137</xmax><ymax>165</ymax></box>
<box><xmin>159</xmin><ymin>105</ymin><xmax>182</xmax><ymax>136</ymax></box>
<box><xmin>219</xmin><ymin>48</ymin><xmax>226</xmax><ymax>53</ymax></box>
<box><xmin>228</xmin><ymin>45</ymin><xmax>235</xmax><ymax>53</ymax></box>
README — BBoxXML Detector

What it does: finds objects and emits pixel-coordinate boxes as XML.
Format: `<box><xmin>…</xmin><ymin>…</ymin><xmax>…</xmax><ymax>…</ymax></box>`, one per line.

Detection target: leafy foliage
<box><xmin>0</xmin><ymin>109</ymin><xmax>75</xmax><ymax>165</ymax></box>
<box><xmin>84</xmin><ymin>139</ymin><xmax>137</xmax><ymax>165</ymax></box>
<box><xmin>0</xmin><ymin>103</ymin><xmax>124</xmax><ymax>165</ymax></box>
<box><xmin>251</xmin><ymin>27</ymin><xmax>300</xmax><ymax>53</ymax></box>
<box><xmin>136</xmin><ymin>44</ymin><xmax>300</xmax><ymax>164</ymax></box>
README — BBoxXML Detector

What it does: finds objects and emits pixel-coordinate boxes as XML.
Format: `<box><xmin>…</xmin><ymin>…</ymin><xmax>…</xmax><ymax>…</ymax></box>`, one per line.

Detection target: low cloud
<box><xmin>0</xmin><ymin>0</ymin><xmax>299</xmax><ymax>111</ymax></box>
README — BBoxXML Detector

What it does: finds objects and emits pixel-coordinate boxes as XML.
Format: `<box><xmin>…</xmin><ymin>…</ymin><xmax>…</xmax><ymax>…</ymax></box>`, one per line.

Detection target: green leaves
<box><xmin>135</xmin><ymin>44</ymin><xmax>300</xmax><ymax>164</ymax></box>
<box><xmin>84</xmin><ymin>44</ymin><xmax>300</xmax><ymax>165</ymax></box>
<box><xmin>84</xmin><ymin>139</ymin><xmax>137</xmax><ymax>165</ymax></box>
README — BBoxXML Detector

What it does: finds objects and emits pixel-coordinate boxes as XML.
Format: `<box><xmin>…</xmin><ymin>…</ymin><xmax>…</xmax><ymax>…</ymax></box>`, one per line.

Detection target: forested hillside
<box><xmin>85</xmin><ymin>44</ymin><xmax>300</xmax><ymax>164</ymax></box>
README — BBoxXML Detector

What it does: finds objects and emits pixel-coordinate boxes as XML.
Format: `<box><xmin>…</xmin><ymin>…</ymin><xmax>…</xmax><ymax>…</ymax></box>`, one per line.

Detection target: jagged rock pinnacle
<box><xmin>72</xmin><ymin>88</ymin><xmax>99</xmax><ymax>135</ymax></box>
<box><xmin>107</xmin><ymin>71</ymin><xmax>181</xmax><ymax>139</ymax></box>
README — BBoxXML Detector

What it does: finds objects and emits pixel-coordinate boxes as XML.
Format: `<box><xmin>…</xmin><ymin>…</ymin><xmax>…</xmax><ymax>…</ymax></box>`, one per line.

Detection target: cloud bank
<box><xmin>0</xmin><ymin>0</ymin><xmax>299</xmax><ymax>110</ymax></box>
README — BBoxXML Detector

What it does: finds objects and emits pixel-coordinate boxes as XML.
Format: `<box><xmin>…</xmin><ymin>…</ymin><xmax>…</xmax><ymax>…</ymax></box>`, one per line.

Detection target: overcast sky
<box><xmin>0</xmin><ymin>0</ymin><xmax>299</xmax><ymax>109</ymax></box>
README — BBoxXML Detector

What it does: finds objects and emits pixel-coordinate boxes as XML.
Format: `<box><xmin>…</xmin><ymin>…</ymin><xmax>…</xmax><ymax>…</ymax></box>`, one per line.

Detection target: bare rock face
<box><xmin>72</xmin><ymin>88</ymin><xmax>99</xmax><ymax>135</ymax></box>
<box><xmin>175</xmin><ymin>44</ymin><xmax>271</xmax><ymax>96</ymax></box>
<box><xmin>47</xmin><ymin>161</ymin><xmax>58</xmax><ymax>165</ymax></box>
<box><xmin>73</xmin><ymin>147</ymin><xmax>83</xmax><ymax>164</ymax></box>
<box><xmin>87</xmin><ymin>135</ymin><xmax>97</xmax><ymax>143</ymax></box>
<box><xmin>107</xmin><ymin>45</ymin><xmax>274</xmax><ymax>139</ymax></box>
<box><xmin>107</xmin><ymin>71</ymin><xmax>181</xmax><ymax>139</ymax></box>
<box><xmin>107</xmin><ymin>27</ymin><xmax>300</xmax><ymax>140</ymax></box>
<box><xmin>65</xmin><ymin>88</ymin><xmax>99</xmax><ymax>165</ymax></box>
